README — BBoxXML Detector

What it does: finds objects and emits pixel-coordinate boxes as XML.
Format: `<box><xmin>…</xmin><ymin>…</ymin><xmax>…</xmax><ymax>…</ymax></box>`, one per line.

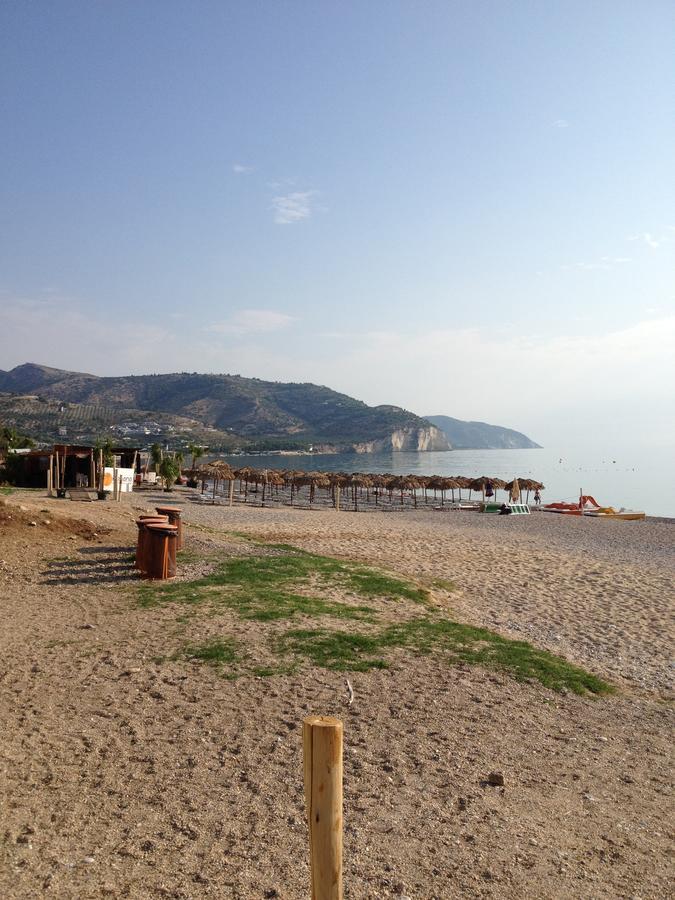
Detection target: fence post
<box><xmin>303</xmin><ymin>716</ymin><xmax>343</xmax><ymax>900</ymax></box>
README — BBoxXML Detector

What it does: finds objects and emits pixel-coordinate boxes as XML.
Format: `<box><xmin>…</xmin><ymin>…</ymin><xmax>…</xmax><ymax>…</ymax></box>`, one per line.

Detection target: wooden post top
<box><xmin>303</xmin><ymin>716</ymin><xmax>343</xmax><ymax>730</ymax></box>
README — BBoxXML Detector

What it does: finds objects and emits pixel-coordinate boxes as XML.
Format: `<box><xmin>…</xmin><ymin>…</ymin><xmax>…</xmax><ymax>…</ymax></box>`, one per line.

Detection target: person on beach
<box><xmin>534</xmin><ymin>489</ymin><xmax>541</xmax><ymax>505</ymax></box>
<box><xmin>499</xmin><ymin>503</ymin><xmax>512</xmax><ymax>515</ymax></box>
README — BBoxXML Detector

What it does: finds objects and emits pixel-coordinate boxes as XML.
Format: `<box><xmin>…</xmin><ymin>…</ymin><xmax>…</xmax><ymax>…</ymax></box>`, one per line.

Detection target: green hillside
<box><xmin>0</xmin><ymin>364</ymin><xmax>449</xmax><ymax>451</ymax></box>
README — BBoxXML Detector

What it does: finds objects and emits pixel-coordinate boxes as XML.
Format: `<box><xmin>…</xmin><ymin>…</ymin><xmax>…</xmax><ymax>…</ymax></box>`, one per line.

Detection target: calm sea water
<box><xmin>218</xmin><ymin>445</ymin><xmax>675</xmax><ymax>518</ymax></box>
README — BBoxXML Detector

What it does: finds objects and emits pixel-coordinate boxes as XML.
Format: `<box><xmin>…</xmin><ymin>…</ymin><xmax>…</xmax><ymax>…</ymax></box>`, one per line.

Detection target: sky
<box><xmin>1</xmin><ymin>1</ymin><xmax>674</xmax><ymax>448</ymax></box>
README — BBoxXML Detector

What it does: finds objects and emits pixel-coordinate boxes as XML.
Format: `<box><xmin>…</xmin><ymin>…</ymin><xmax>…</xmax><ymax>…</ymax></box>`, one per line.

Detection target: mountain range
<box><xmin>425</xmin><ymin>415</ymin><xmax>541</xmax><ymax>450</ymax></box>
<box><xmin>0</xmin><ymin>363</ymin><xmax>539</xmax><ymax>451</ymax></box>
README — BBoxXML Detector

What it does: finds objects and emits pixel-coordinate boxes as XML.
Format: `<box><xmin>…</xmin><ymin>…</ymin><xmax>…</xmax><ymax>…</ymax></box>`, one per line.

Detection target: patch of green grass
<box><xmin>138</xmin><ymin>541</ymin><xmax>612</xmax><ymax>696</ymax></box>
<box><xmin>137</xmin><ymin>547</ymin><xmax>423</xmax><ymax>622</ymax></box>
<box><xmin>174</xmin><ymin>547</ymin><xmax>204</xmax><ymax>564</ymax></box>
<box><xmin>277</xmin><ymin>629</ymin><xmax>389</xmax><ymax>672</ymax></box>
<box><xmin>0</xmin><ymin>486</ymin><xmax>15</xmax><ymax>495</ymax></box>
<box><xmin>277</xmin><ymin>618</ymin><xmax>614</xmax><ymax>695</ymax></box>
<box><xmin>343</xmin><ymin>569</ymin><xmax>429</xmax><ymax>604</ymax></box>
<box><xmin>170</xmin><ymin>640</ymin><xmax>297</xmax><ymax>679</ymax></box>
<box><xmin>178</xmin><ymin>638</ymin><xmax>239</xmax><ymax>666</ymax></box>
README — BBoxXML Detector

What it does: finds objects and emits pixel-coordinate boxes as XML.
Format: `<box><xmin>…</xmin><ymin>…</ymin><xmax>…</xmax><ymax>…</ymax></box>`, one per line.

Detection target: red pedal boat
<box><xmin>542</xmin><ymin>495</ymin><xmax>601</xmax><ymax>515</ymax></box>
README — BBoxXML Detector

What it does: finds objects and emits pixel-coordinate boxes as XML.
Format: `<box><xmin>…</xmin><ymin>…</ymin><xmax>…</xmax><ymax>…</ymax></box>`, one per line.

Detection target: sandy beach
<box><xmin>0</xmin><ymin>487</ymin><xmax>673</xmax><ymax>899</ymax></box>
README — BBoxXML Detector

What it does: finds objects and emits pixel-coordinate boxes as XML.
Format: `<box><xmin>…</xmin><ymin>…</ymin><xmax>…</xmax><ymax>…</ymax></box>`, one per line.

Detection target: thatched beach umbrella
<box><xmin>519</xmin><ymin>478</ymin><xmax>545</xmax><ymax>504</ymax></box>
<box><xmin>413</xmin><ymin>474</ymin><xmax>431</xmax><ymax>504</ymax></box>
<box><xmin>470</xmin><ymin>476</ymin><xmax>491</xmax><ymax>501</ymax></box>
<box><xmin>349</xmin><ymin>473</ymin><xmax>372</xmax><ymax>511</ymax></box>
<box><xmin>327</xmin><ymin>472</ymin><xmax>350</xmax><ymax>508</ymax></box>
<box><xmin>201</xmin><ymin>460</ymin><xmax>235</xmax><ymax>503</ymax></box>
<box><xmin>234</xmin><ymin>466</ymin><xmax>259</xmax><ymax>501</ymax></box>
<box><xmin>426</xmin><ymin>475</ymin><xmax>442</xmax><ymax>502</ymax></box>
<box><xmin>368</xmin><ymin>473</ymin><xmax>389</xmax><ymax>506</ymax></box>
<box><xmin>260</xmin><ymin>469</ymin><xmax>285</xmax><ymax>505</ymax></box>
<box><xmin>282</xmin><ymin>469</ymin><xmax>306</xmax><ymax>505</ymax></box>
<box><xmin>440</xmin><ymin>477</ymin><xmax>460</xmax><ymax>504</ymax></box>
<box><xmin>452</xmin><ymin>476</ymin><xmax>471</xmax><ymax>501</ymax></box>
<box><xmin>404</xmin><ymin>475</ymin><xmax>423</xmax><ymax>508</ymax></box>
<box><xmin>297</xmin><ymin>471</ymin><xmax>331</xmax><ymax>505</ymax></box>
<box><xmin>490</xmin><ymin>477</ymin><xmax>507</xmax><ymax>500</ymax></box>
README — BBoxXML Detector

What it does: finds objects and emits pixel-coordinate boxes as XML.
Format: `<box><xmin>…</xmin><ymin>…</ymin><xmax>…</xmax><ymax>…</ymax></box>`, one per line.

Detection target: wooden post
<box><xmin>55</xmin><ymin>452</ymin><xmax>60</xmax><ymax>491</ymax></box>
<box><xmin>113</xmin><ymin>465</ymin><xmax>118</xmax><ymax>500</ymax></box>
<box><xmin>48</xmin><ymin>454</ymin><xmax>54</xmax><ymax>496</ymax></box>
<box><xmin>228</xmin><ymin>478</ymin><xmax>234</xmax><ymax>507</ymax></box>
<box><xmin>131</xmin><ymin>450</ymin><xmax>139</xmax><ymax>490</ymax></box>
<box><xmin>303</xmin><ymin>716</ymin><xmax>343</xmax><ymax>900</ymax></box>
<box><xmin>335</xmin><ymin>487</ymin><xmax>340</xmax><ymax>512</ymax></box>
<box><xmin>89</xmin><ymin>450</ymin><xmax>95</xmax><ymax>490</ymax></box>
<box><xmin>98</xmin><ymin>449</ymin><xmax>104</xmax><ymax>493</ymax></box>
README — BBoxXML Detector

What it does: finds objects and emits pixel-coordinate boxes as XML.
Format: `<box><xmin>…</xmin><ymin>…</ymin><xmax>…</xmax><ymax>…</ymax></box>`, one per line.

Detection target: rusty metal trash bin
<box><xmin>135</xmin><ymin>515</ymin><xmax>169</xmax><ymax>572</ymax></box>
<box><xmin>155</xmin><ymin>505</ymin><xmax>183</xmax><ymax>551</ymax></box>
<box><xmin>143</xmin><ymin>522</ymin><xmax>178</xmax><ymax>580</ymax></box>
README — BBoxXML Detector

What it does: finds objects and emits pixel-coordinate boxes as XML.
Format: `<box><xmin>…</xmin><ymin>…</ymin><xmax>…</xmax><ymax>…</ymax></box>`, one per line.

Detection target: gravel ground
<box><xmin>0</xmin><ymin>489</ymin><xmax>673</xmax><ymax>899</ymax></box>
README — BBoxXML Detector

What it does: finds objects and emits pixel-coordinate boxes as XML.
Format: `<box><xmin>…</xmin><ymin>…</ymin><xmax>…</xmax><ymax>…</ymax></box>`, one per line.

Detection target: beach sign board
<box><xmin>103</xmin><ymin>467</ymin><xmax>135</xmax><ymax>493</ymax></box>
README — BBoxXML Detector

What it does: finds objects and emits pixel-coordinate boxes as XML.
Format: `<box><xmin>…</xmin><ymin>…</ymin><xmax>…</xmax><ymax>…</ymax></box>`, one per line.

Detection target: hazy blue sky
<box><xmin>1</xmin><ymin>1</ymin><xmax>674</xmax><ymax>446</ymax></box>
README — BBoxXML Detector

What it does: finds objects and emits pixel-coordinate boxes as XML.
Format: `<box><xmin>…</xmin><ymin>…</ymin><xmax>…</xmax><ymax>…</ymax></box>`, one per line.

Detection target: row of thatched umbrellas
<box><xmin>192</xmin><ymin>462</ymin><xmax>545</xmax><ymax>508</ymax></box>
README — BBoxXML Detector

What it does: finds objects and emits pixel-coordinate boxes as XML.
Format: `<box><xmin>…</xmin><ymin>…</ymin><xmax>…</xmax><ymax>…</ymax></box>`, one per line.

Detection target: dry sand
<box><xmin>0</xmin><ymin>487</ymin><xmax>673</xmax><ymax>899</ymax></box>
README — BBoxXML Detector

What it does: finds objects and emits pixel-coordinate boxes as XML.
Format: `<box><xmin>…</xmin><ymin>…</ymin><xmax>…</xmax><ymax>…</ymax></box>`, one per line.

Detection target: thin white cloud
<box><xmin>627</xmin><ymin>231</ymin><xmax>669</xmax><ymax>249</ymax></box>
<box><xmin>552</xmin><ymin>119</ymin><xmax>569</xmax><ymax>128</ymax></box>
<box><xmin>209</xmin><ymin>309</ymin><xmax>296</xmax><ymax>336</ymax></box>
<box><xmin>562</xmin><ymin>256</ymin><xmax>632</xmax><ymax>272</ymax></box>
<box><xmin>271</xmin><ymin>191</ymin><xmax>316</xmax><ymax>225</ymax></box>
<box><xmin>232</xmin><ymin>163</ymin><xmax>253</xmax><ymax>174</ymax></box>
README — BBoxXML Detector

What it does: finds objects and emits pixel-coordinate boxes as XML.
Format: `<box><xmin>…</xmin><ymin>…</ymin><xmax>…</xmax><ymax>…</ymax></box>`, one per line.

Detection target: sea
<box><xmin>216</xmin><ymin>444</ymin><xmax>675</xmax><ymax>518</ymax></box>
